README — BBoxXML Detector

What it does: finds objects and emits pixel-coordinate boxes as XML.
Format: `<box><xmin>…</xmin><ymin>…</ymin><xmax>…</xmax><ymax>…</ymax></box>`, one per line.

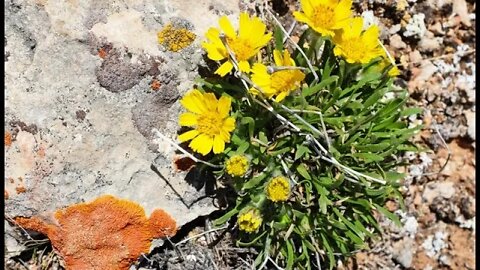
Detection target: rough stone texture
<box><xmin>5</xmin><ymin>0</ymin><xmax>240</xmax><ymax>257</ymax></box>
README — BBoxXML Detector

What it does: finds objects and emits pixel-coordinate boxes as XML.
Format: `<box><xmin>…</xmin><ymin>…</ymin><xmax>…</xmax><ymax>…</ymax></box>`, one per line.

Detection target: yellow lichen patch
<box><xmin>15</xmin><ymin>195</ymin><xmax>178</xmax><ymax>270</ymax></box>
<box><xmin>157</xmin><ymin>24</ymin><xmax>196</xmax><ymax>52</ymax></box>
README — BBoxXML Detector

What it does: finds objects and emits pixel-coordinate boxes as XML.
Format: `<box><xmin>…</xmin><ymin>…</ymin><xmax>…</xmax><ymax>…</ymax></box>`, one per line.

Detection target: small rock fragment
<box><xmin>392</xmin><ymin>237</ymin><xmax>415</xmax><ymax>268</ymax></box>
<box><xmin>422</xmin><ymin>181</ymin><xmax>456</xmax><ymax>203</ymax></box>
<box><xmin>452</xmin><ymin>0</ymin><xmax>472</xmax><ymax>26</ymax></box>
<box><xmin>389</xmin><ymin>34</ymin><xmax>407</xmax><ymax>49</ymax></box>
<box><xmin>463</xmin><ymin>110</ymin><xmax>475</xmax><ymax>140</ymax></box>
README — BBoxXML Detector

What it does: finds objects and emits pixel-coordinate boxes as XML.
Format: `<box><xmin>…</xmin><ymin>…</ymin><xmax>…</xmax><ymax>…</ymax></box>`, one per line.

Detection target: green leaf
<box><xmin>373</xmin><ymin>203</ymin><xmax>402</xmax><ymax>227</ymax></box>
<box><xmin>400</xmin><ymin>107</ymin><xmax>423</xmax><ymax>117</ymax></box>
<box><xmin>295</xmin><ymin>145</ymin><xmax>310</xmax><ymax>160</ymax></box>
<box><xmin>302</xmin><ymin>76</ymin><xmax>339</xmax><ymax>97</ymax></box>
<box><xmin>320</xmin><ymin>232</ymin><xmax>335</xmax><ymax>270</ymax></box>
<box><xmin>274</xmin><ymin>26</ymin><xmax>284</xmax><ymax>51</ymax></box>
<box><xmin>241</xmin><ymin>117</ymin><xmax>255</xmax><ymax>139</ymax></box>
<box><xmin>351</xmin><ymin>152</ymin><xmax>384</xmax><ymax>163</ymax></box>
<box><xmin>296</xmin><ymin>163</ymin><xmax>312</xmax><ymax>180</ymax></box>
<box><xmin>333</xmin><ymin>208</ymin><xmax>365</xmax><ymax>240</ymax></box>
<box><xmin>243</xmin><ymin>172</ymin><xmax>267</xmax><ymax>190</ymax></box>
<box><xmin>259</xmin><ymin>131</ymin><xmax>268</xmax><ymax>153</ymax></box>
<box><xmin>286</xmin><ymin>240</ymin><xmax>294</xmax><ymax>270</ymax></box>
<box><xmin>213</xmin><ymin>205</ymin><xmax>240</xmax><ymax>226</ymax></box>
<box><xmin>237</xmin><ymin>141</ymin><xmax>250</xmax><ymax>154</ymax></box>
<box><xmin>353</xmin><ymin>142</ymin><xmax>390</xmax><ymax>152</ymax></box>
<box><xmin>237</xmin><ymin>230</ymin><xmax>268</xmax><ymax>246</ymax></box>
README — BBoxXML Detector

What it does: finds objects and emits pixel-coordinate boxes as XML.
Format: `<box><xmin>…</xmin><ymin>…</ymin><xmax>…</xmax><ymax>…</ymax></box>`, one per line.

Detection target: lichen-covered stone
<box><xmin>4</xmin><ymin>0</ymin><xmax>240</xmax><ymax>259</ymax></box>
<box><xmin>15</xmin><ymin>195</ymin><xmax>177</xmax><ymax>270</ymax></box>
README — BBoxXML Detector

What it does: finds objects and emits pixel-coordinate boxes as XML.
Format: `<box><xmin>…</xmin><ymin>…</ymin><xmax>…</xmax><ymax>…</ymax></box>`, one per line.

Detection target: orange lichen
<box><xmin>150</xmin><ymin>79</ymin><xmax>161</xmax><ymax>91</ymax></box>
<box><xmin>157</xmin><ymin>23</ymin><xmax>196</xmax><ymax>52</ymax></box>
<box><xmin>8</xmin><ymin>177</ymin><xmax>15</xmax><ymax>183</ymax></box>
<box><xmin>5</xmin><ymin>132</ymin><xmax>12</xmax><ymax>147</ymax></box>
<box><xmin>15</xmin><ymin>186</ymin><xmax>27</xmax><ymax>194</ymax></box>
<box><xmin>148</xmin><ymin>209</ymin><xmax>178</xmax><ymax>238</ymax></box>
<box><xmin>5</xmin><ymin>191</ymin><xmax>9</xmax><ymax>200</ymax></box>
<box><xmin>14</xmin><ymin>195</ymin><xmax>177</xmax><ymax>270</ymax></box>
<box><xmin>98</xmin><ymin>48</ymin><xmax>108</xmax><ymax>59</ymax></box>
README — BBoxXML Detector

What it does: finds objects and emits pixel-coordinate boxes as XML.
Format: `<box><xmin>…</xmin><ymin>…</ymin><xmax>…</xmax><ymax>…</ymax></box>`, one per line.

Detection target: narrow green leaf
<box><xmin>286</xmin><ymin>240</ymin><xmax>294</xmax><ymax>270</ymax></box>
<box><xmin>302</xmin><ymin>76</ymin><xmax>339</xmax><ymax>97</ymax></box>
<box><xmin>351</xmin><ymin>152</ymin><xmax>384</xmax><ymax>163</ymax></box>
<box><xmin>274</xmin><ymin>26</ymin><xmax>284</xmax><ymax>51</ymax></box>
<box><xmin>296</xmin><ymin>163</ymin><xmax>312</xmax><ymax>180</ymax></box>
<box><xmin>242</xmin><ymin>172</ymin><xmax>267</xmax><ymax>190</ymax></box>
<box><xmin>320</xmin><ymin>232</ymin><xmax>335</xmax><ymax>270</ymax></box>
<box><xmin>374</xmin><ymin>203</ymin><xmax>402</xmax><ymax>227</ymax></box>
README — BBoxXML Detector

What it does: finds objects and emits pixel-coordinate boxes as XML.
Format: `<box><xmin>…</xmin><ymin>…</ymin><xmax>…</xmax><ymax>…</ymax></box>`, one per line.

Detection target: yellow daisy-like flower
<box><xmin>333</xmin><ymin>17</ymin><xmax>384</xmax><ymax>64</ymax></box>
<box><xmin>293</xmin><ymin>0</ymin><xmax>353</xmax><ymax>37</ymax></box>
<box><xmin>238</xmin><ymin>208</ymin><xmax>262</xmax><ymax>233</ymax></box>
<box><xmin>178</xmin><ymin>89</ymin><xmax>236</xmax><ymax>155</ymax></box>
<box><xmin>202</xmin><ymin>12</ymin><xmax>272</xmax><ymax>77</ymax></box>
<box><xmin>225</xmin><ymin>155</ymin><xmax>249</xmax><ymax>177</ymax></box>
<box><xmin>266</xmin><ymin>176</ymin><xmax>291</xmax><ymax>202</ymax></box>
<box><xmin>251</xmin><ymin>49</ymin><xmax>306</xmax><ymax>102</ymax></box>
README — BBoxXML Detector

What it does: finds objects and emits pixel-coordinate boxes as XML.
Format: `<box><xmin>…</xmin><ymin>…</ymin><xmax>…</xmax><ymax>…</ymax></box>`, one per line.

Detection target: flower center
<box><xmin>271</xmin><ymin>70</ymin><xmax>301</xmax><ymax>92</ymax></box>
<box><xmin>197</xmin><ymin>112</ymin><xmax>222</xmax><ymax>136</ymax></box>
<box><xmin>226</xmin><ymin>155</ymin><xmax>249</xmax><ymax>177</ymax></box>
<box><xmin>227</xmin><ymin>38</ymin><xmax>255</xmax><ymax>61</ymax></box>
<box><xmin>312</xmin><ymin>5</ymin><xmax>335</xmax><ymax>29</ymax></box>
<box><xmin>267</xmin><ymin>176</ymin><xmax>290</xmax><ymax>202</ymax></box>
<box><xmin>340</xmin><ymin>37</ymin><xmax>366</xmax><ymax>61</ymax></box>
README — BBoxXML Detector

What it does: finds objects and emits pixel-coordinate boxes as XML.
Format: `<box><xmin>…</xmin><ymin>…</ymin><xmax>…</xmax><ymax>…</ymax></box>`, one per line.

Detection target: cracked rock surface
<box><xmin>5</xmin><ymin>0</ymin><xmax>239</xmax><ymax>257</ymax></box>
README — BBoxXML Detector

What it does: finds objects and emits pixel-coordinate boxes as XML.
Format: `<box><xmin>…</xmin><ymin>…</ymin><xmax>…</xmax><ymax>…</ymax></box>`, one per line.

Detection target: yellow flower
<box><xmin>202</xmin><ymin>12</ymin><xmax>272</xmax><ymax>77</ymax></box>
<box><xmin>266</xmin><ymin>176</ymin><xmax>291</xmax><ymax>202</ymax></box>
<box><xmin>178</xmin><ymin>89</ymin><xmax>236</xmax><ymax>155</ymax></box>
<box><xmin>238</xmin><ymin>208</ymin><xmax>262</xmax><ymax>233</ymax></box>
<box><xmin>378</xmin><ymin>58</ymin><xmax>400</xmax><ymax>77</ymax></box>
<box><xmin>225</xmin><ymin>155</ymin><xmax>249</xmax><ymax>177</ymax></box>
<box><xmin>251</xmin><ymin>50</ymin><xmax>305</xmax><ymax>102</ymax></box>
<box><xmin>293</xmin><ymin>0</ymin><xmax>352</xmax><ymax>37</ymax></box>
<box><xmin>333</xmin><ymin>17</ymin><xmax>384</xmax><ymax>64</ymax></box>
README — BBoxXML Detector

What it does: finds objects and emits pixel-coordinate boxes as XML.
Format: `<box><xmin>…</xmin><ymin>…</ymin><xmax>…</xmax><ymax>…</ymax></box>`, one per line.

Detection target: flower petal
<box><xmin>215</xmin><ymin>61</ymin><xmax>234</xmax><ymax>77</ymax></box>
<box><xmin>334</xmin><ymin>0</ymin><xmax>353</xmax><ymax>22</ymax></box>
<box><xmin>203</xmin><ymin>92</ymin><xmax>218</xmax><ymax>111</ymax></box>
<box><xmin>213</xmin><ymin>135</ymin><xmax>225</xmax><ymax>154</ymax></box>
<box><xmin>217</xmin><ymin>96</ymin><xmax>232</xmax><ymax>118</ymax></box>
<box><xmin>275</xmin><ymin>91</ymin><xmax>289</xmax><ymax>102</ymax></box>
<box><xmin>222</xmin><ymin>117</ymin><xmax>236</xmax><ymax>132</ymax></box>
<box><xmin>189</xmin><ymin>134</ymin><xmax>213</xmax><ymax>155</ymax></box>
<box><xmin>293</xmin><ymin>11</ymin><xmax>311</xmax><ymax>25</ymax></box>
<box><xmin>202</xmin><ymin>42</ymin><xmax>226</xmax><ymax>61</ymax></box>
<box><xmin>362</xmin><ymin>25</ymin><xmax>380</xmax><ymax>47</ymax></box>
<box><xmin>180</xmin><ymin>89</ymin><xmax>207</xmax><ymax>114</ymax></box>
<box><xmin>300</xmin><ymin>0</ymin><xmax>314</xmax><ymax>16</ymax></box>
<box><xmin>179</xmin><ymin>112</ymin><xmax>198</xmax><ymax>126</ymax></box>
<box><xmin>273</xmin><ymin>50</ymin><xmax>283</xmax><ymax>66</ymax></box>
<box><xmin>239</xmin><ymin>12</ymin><xmax>253</xmax><ymax>39</ymax></box>
<box><xmin>219</xmin><ymin>16</ymin><xmax>236</xmax><ymax>38</ymax></box>
<box><xmin>238</xmin><ymin>60</ymin><xmax>251</xmax><ymax>73</ymax></box>
<box><xmin>178</xmin><ymin>130</ymin><xmax>199</xmax><ymax>142</ymax></box>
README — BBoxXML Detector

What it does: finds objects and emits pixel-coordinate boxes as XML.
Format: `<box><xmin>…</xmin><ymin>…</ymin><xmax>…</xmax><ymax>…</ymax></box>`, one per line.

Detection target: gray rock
<box><xmin>464</xmin><ymin>110</ymin><xmax>475</xmax><ymax>140</ymax></box>
<box><xmin>392</xmin><ymin>237</ymin><xmax>415</xmax><ymax>268</ymax></box>
<box><xmin>4</xmin><ymin>0</ymin><xmax>240</xmax><ymax>257</ymax></box>
<box><xmin>422</xmin><ymin>181</ymin><xmax>456</xmax><ymax>203</ymax></box>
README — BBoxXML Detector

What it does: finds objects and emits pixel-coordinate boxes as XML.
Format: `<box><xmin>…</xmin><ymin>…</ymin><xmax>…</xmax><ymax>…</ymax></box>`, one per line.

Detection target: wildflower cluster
<box><xmin>174</xmin><ymin>1</ymin><xmax>421</xmax><ymax>269</ymax></box>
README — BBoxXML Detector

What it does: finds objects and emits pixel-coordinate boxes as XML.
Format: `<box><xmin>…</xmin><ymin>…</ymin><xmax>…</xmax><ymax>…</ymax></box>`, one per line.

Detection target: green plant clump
<box><xmin>172</xmin><ymin>5</ymin><xmax>422</xmax><ymax>270</ymax></box>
